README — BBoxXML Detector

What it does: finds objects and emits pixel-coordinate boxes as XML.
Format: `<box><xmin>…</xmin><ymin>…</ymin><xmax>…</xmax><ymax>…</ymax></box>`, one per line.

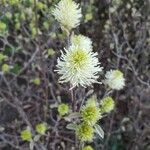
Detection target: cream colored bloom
<box><xmin>52</xmin><ymin>0</ymin><xmax>82</xmax><ymax>31</ymax></box>
<box><xmin>105</xmin><ymin>70</ymin><xmax>125</xmax><ymax>90</ymax></box>
<box><xmin>56</xmin><ymin>45</ymin><xmax>102</xmax><ymax>89</ymax></box>
<box><xmin>71</xmin><ymin>35</ymin><xmax>92</xmax><ymax>51</ymax></box>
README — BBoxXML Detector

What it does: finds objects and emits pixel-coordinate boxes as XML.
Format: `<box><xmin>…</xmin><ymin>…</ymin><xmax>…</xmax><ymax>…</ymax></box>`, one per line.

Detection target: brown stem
<box><xmin>70</xmin><ymin>88</ymin><xmax>75</xmax><ymax>112</ymax></box>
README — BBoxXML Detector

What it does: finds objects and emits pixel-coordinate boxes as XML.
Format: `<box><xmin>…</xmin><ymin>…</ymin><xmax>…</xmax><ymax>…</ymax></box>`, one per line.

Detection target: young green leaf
<box><xmin>94</xmin><ymin>124</ymin><xmax>104</xmax><ymax>139</ymax></box>
<box><xmin>66</xmin><ymin>123</ymin><xmax>77</xmax><ymax>131</ymax></box>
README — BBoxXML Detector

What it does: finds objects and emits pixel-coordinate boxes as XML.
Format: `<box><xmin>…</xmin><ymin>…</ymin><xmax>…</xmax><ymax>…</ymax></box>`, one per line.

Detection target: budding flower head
<box><xmin>76</xmin><ymin>122</ymin><xmax>94</xmax><ymax>142</ymax></box>
<box><xmin>100</xmin><ymin>96</ymin><xmax>115</xmax><ymax>113</ymax></box>
<box><xmin>56</xmin><ymin>45</ymin><xmax>102</xmax><ymax>89</ymax></box>
<box><xmin>71</xmin><ymin>34</ymin><xmax>93</xmax><ymax>51</ymax></box>
<box><xmin>105</xmin><ymin>70</ymin><xmax>125</xmax><ymax>90</ymax></box>
<box><xmin>52</xmin><ymin>0</ymin><xmax>82</xmax><ymax>32</ymax></box>
<box><xmin>36</xmin><ymin>123</ymin><xmax>47</xmax><ymax>135</ymax></box>
<box><xmin>82</xmin><ymin>145</ymin><xmax>94</xmax><ymax>150</ymax></box>
<box><xmin>58</xmin><ymin>103</ymin><xmax>69</xmax><ymax>116</ymax></box>
<box><xmin>81</xmin><ymin>97</ymin><xmax>101</xmax><ymax>126</ymax></box>
<box><xmin>0</xmin><ymin>21</ymin><xmax>7</xmax><ymax>31</ymax></box>
<box><xmin>20</xmin><ymin>128</ymin><xmax>32</xmax><ymax>142</ymax></box>
<box><xmin>2</xmin><ymin>64</ymin><xmax>10</xmax><ymax>73</ymax></box>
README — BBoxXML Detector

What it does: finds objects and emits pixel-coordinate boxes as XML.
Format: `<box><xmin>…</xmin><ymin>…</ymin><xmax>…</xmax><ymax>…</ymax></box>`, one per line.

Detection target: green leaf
<box><xmin>33</xmin><ymin>135</ymin><xmax>41</xmax><ymax>142</ymax></box>
<box><xmin>47</xmin><ymin>48</ymin><xmax>55</xmax><ymax>56</ymax></box>
<box><xmin>50</xmin><ymin>103</ymin><xmax>58</xmax><ymax>109</ymax></box>
<box><xmin>29</xmin><ymin>140</ymin><xmax>34</xmax><ymax>150</ymax></box>
<box><xmin>11</xmin><ymin>64</ymin><xmax>21</xmax><ymax>74</ymax></box>
<box><xmin>94</xmin><ymin>124</ymin><xmax>104</xmax><ymax>139</ymax></box>
<box><xmin>31</xmin><ymin>78</ymin><xmax>41</xmax><ymax>85</ymax></box>
<box><xmin>3</xmin><ymin>45</ymin><xmax>21</xmax><ymax>56</ymax></box>
<box><xmin>64</xmin><ymin>112</ymin><xmax>80</xmax><ymax>121</ymax></box>
<box><xmin>66</xmin><ymin>123</ymin><xmax>77</xmax><ymax>131</ymax></box>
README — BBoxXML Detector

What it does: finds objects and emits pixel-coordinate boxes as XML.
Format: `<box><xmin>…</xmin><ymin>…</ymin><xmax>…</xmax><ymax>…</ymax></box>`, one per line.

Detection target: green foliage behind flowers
<box><xmin>58</xmin><ymin>103</ymin><xmax>69</xmax><ymax>116</ymax></box>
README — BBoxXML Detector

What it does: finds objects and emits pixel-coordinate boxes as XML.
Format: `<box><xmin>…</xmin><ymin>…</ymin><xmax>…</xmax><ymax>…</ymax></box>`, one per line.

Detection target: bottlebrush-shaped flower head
<box><xmin>56</xmin><ymin>45</ymin><xmax>103</xmax><ymax>89</ymax></box>
<box><xmin>105</xmin><ymin>70</ymin><xmax>125</xmax><ymax>90</ymax></box>
<box><xmin>52</xmin><ymin>0</ymin><xmax>82</xmax><ymax>31</ymax></box>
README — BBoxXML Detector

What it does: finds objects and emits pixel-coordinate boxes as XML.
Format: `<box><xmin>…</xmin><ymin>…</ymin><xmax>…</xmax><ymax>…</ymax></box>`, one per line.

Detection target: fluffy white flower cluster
<box><xmin>53</xmin><ymin>0</ymin><xmax>125</xmax><ymax>90</ymax></box>
<box><xmin>52</xmin><ymin>0</ymin><xmax>82</xmax><ymax>31</ymax></box>
<box><xmin>105</xmin><ymin>70</ymin><xmax>125</xmax><ymax>90</ymax></box>
<box><xmin>56</xmin><ymin>35</ymin><xmax>103</xmax><ymax>89</ymax></box>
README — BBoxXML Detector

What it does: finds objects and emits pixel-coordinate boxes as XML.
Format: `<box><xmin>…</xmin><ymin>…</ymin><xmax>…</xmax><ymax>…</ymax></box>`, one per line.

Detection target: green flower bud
<box><xmin>31</xmin><ymin>78</ymin><xmax>41</xmax><ymax>85</ymax></box>
<box><xmin>85</xmin><ymin>13</ymin><xmax>93</xmax><ymax>22</ymax></box>
<box><xmin>43</xmin><ymin>21</ymin><xmax>49</xmax><ymax>30</ymax></box>
<box><xmin>82</xmin><ymin>145</ymin><xmax>94</xmax><ymax>150</ymax></box>
<box><xmin>2</xmin><ymin>64</ymin><xmax>10</xmax><ymax>73</ymax></box>
<box><xmin>36</xmin><ymin>123</ymin><xmax>47</xmax><ymax>135</ymax></box>
<box><xmin>76</xmin><ymin>122</ymin><xmax>94</xmax><ymax>142</ymax></box>
<box><xmin>58</xmin><ymin>103</ymin><xmax>69</xmax><ymax>116</ymax></box>
<box><xmin>21</xmin><ymin>129</ymin><xmax>32</xmax><ymax>142</ymax></box>
<box><xmin>31</xmin><ymin>27</ymin><xmax>37</xmax><ymax>37</ymax></box>
<box><xmin>47</xmin><ymin>48</ymin><xmax>55</xmax><ymax>56</ymax></box>
<box><xmin>37</xmin><ymin>2</ymin><xmax>46</xmax><ymax>10</ymax></box>
<box><xmin>15</xmin><ymin>22</ymin><xmax>20</xmax><ymax>30</ymax></box>
<box><xmin>81</xmin><ymin>97</ymin><xmax>101</xmax><ymax>126</ymax></box>
<box><xmin>100</xmin><ymin>97</ymin><xmax>115</xmax><ymax>113</ymax></box>
<box><xmin>0</xmin><ymin>22</ymin><xmax>7</xmax><ymax>31</ymax></box>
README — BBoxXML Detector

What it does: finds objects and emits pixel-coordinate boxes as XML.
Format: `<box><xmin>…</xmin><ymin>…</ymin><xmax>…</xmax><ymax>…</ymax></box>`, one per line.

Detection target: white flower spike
<box><xmin>105</xmin><ymin>70</ymin><xmax>125</xmax><ymax>90</ymax></box>
<box><xmin>52</xmin><ymin>0</ymin><xmax>82</xmax><ymax>31</ymax></box>
<box><xmin>56</xmin><ymin>45</ymin><xmax>103</xmax><ymax>89</ymax></box>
